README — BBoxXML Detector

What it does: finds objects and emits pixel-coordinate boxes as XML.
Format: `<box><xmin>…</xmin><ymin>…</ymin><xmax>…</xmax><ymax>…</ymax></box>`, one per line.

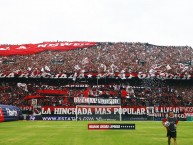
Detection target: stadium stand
<box><xmin>0</xmin><ymin>42</ymin><xmax>192</xmax><ymax>108</ymax></box>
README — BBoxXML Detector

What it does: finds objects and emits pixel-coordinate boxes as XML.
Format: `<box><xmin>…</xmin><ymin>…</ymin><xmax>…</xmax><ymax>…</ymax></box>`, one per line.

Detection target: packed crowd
<box><xmin>0</xmin><ymin>81</ymin><xmax>192</xmax><ymax>107</ymax></box>
<box><xmin>122</xmin><ymin>85</ymin><xmax>193</xmax><ymax>107</ymax></box>
<box><xmin>0</xmin><ymin>42</ymin><xmax>193</xmax><ymax>75</ymax></box>
<box><xmin>0</xmin><ymin>42</ymin><xmax>193</xmax><ymax>107</ymax></box>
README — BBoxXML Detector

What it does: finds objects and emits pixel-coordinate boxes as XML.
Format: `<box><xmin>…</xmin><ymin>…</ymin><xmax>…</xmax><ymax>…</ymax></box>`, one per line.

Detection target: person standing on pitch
<box><xmin>162</xmin><ymin>111</ymin><xmax>178</xmax><ymax>145</ymax></box>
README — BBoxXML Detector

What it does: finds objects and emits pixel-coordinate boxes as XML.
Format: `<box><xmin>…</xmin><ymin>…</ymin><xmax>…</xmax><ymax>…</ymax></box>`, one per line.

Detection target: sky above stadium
<box><xmin>0</xmin><ymin>0</ymin><xmax>193</xmax><ymax>47</ymax></box>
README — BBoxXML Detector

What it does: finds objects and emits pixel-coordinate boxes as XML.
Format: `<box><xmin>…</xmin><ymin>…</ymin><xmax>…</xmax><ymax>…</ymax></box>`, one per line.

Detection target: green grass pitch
<box><xmin>0</xmin><ymin>121</ymin><xmax>193</xmax><ymax>145</ymax></box>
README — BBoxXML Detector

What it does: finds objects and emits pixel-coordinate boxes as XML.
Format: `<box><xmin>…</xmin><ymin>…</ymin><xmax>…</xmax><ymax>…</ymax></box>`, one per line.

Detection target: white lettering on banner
<box><xmin>138</xmin><ymin>73</ymin><xmax>147</xmax><ymax>79</ymax></box>
<box><xmin>114</xmin><ymin>108</ymin><xmax>146</xmax><ymax>115</ymax></box>
<box><xmin>0</xmin><ymin>71</ymin><xmax>192</xmax><ymax>80</ymax></box>
<box><xmin>37</xmin><ymin>42</ymin><xmax>94</xmax><ymax>48</ymax></box>
<box><xmin>77</xmin><ymin>73</ymin><xmax>85</xmax><ymax>78</ymax></box>
<box><xmin>51</xmin><ymin>74</ymin><xmax>60</xmax><ymax>79</ymax></box>
<box><xmin>158</xmin><ymin>107</ymin><xmax>180</xmax><ymax>113</ymax></box>
<box><xmin>41</xmin><ymin>73</ymin><xmax>51</xmax><ymax>78</ymax></box>
<box><xmin>90</xmin><ymin>98</ymin><xmax>97</xmax><ymax>103</ymax></box>
<box><xmin>74</xmin><ymin>97</ymin><xmax>121</xmax><ymax>105</ymax></box>
<box><xmin>6</xmin><ymin>108</ymin><xmax>18</xmax><ymax>116</ymax></box>
<box><xmin>42</xmin><ymin>108</ymin><xmax>51</xmax><ymax>114</ymax></box>
<box><xmin>59</xmin><ymin>74</ymin><xmax>67</xmax><ymax>78</ymax></box>
<box><xmin>16</xmin><ymin>46</ymin><xmax>27</xmax><ymax>49</ymax></box>
<box><xmin>19</xmin><ymin>73</ymin><xmax>29</xmax><ymax>78</ymax></box>
<box><xmin>180</xmin><ymin>107</ymin><xmax>193</xmax><ymax>113</ymax></box>
<box><xmin>0</xmin><ymin>73</ymin><xmax>6</xmax><ymax>78</ymax></box>
<box><xmin>22</xmin><ymin>106</ymin><xmax>193</xmax><ymax>118</ymax></box>
<box><xmin>0</xmin><ymin>47</ymin><xmax>10</xmax><ymax>50</ymax></box>
<box><xmin>77</xmin><ymin>108</ymin><xmax>92</xmax><ymax>115</ymax></box>
<box><xmin>60</xmin><ymin>43</ymin><xmax>73</xmax><ymax>46</ymax></box>
<box><xmin>0</xmin><ymin>42</ymin><xmax>96</xmax><ymax>56</ymax></box>
<box><xmin>37</xmin><ymin>44</ymin><xmax>47</xmax><ymax>48</ymax></box>
<box><xmin>175</xmin><ymin>114</ymin><xmax>185</xmax><ymax>118</ymax></box>
<box><xmin>20</xmin><ymin>106</ymin><xmax>33</xmax><ymax>111</ymax></box>
<box><xmin>54</xmin><ymin>108</ymin><xmax>76</xmax><ymax>115</ymax></box>
<box><xmin>136</xmin><ymin>73</ymin><xmax>191</xmax><ymax>80</ymax></box>
<box><xmin>155</xmin><ymin>107</ymin><xmax>159</xmax><ymax>113</ymax></box>
<box><xmin>154</xmin><ymin>113</ymin><xmax>163</xmax><ymax>117</ymax></box>
<box><xmin>95</xmin><ymin>108</ymin><xmax>111</xmax><ymax>114</ymax></box>
<box><xmin>47</xmin><ymin>43</ymin><xmax>60</xmax><ymax>47</ymax></box>
<box><xmin>7</xmin><ymin>73</ymin><xmax>14</xmax><ymax>78</ymax></box>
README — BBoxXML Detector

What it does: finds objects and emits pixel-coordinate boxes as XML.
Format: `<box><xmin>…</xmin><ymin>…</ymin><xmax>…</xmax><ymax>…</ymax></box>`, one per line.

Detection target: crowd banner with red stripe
<box><xmin>20</xmin><ymin>106</ymin><xmax>193</xmax><ymax>115</ymax></box>
<box><xmin>0</xmin><ymin>42</ymin><xmax>96</xmax><ymax>56</ymax></box>
<box><xmin>20</xmin><ymin>106</ymin><xmax>193</xmax><ymax>121</ymax></box>
<box><xmin>0</xmin><ymin>72</ymin><xmax>192</xmax><ymax>80</ymax></box>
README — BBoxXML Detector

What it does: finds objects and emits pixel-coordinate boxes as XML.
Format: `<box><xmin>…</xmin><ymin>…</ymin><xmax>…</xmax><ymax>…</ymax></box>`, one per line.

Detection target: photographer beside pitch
<box><xmin>162</xmin><ymin>111</ymin><xmax>178</xmax><ymax>145</ymax></box>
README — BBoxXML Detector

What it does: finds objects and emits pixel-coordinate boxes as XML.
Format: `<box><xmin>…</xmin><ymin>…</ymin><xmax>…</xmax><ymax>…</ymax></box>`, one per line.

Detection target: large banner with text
<box><xmin>20</xmin><ymin>106</ymin><xmax>193</xmax><ymax>121</ymax></box>
<box><xmin>74</xmin><ymin>97</ymin><xmax>121</xmax><ymax>105</ymax></box>
<box><xmin>0</xmin><ymin>42</ymin><xmax>96</xmax><ymax>56</ymax></box>
<box><xmin>0</xmin><ymin>72</ymin><xmax>192</xmax><ymax>80</ymax></box>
